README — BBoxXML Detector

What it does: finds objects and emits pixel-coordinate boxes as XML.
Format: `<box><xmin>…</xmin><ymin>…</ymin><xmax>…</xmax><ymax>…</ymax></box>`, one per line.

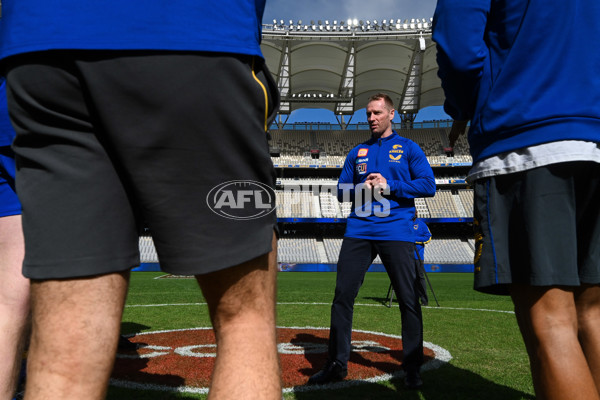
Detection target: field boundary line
<box><xmin>125</xmin><ymin>302</ymin><xmax>514</xmax><ymax>314</ymax></box>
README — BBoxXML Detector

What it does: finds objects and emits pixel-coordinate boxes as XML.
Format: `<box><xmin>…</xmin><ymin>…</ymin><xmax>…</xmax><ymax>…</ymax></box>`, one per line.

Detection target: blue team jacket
<box><xmin>0</xmin><ymin>0</ymin><xmax>266</xmax><ymax>59</ymax></box>
<box><xmin>338</xmin><ymin>131</ymin><xmax>435</xmax><ymax>241</ymax></box>
<box><xmin>433</xmin><ymin>0</ymin><xmax>600</xmax><ymax>162</ymax></box>
<box><xmin>0</xmin><ymin>78</ymin><xmax>16</xmax><ymax>147</ymax></box>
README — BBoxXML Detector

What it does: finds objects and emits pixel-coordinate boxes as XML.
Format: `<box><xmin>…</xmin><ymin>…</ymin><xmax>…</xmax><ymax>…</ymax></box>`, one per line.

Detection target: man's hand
<box><xmin>365</xmin><ymin>173</ymin><xmax>388</xmax><ymax>194</ymax></box>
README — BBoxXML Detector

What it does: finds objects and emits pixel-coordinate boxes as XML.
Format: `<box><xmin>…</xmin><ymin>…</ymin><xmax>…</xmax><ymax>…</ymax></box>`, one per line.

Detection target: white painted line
<box><xmin>124</xmin><ymin>302</ymin><xmax>514</xmax><ymax>314</ymax></box>
<box><xmin>111</xmin><ymin>326</ymin><xmax>453</xmax><ymax>394</ymax></box>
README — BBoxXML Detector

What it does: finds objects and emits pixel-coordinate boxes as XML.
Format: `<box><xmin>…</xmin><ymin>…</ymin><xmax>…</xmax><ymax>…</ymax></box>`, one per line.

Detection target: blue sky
<box><xmin>262</xmin><ymin>0</ymin><xmax>450</xmax><ymax>123</ymax></box>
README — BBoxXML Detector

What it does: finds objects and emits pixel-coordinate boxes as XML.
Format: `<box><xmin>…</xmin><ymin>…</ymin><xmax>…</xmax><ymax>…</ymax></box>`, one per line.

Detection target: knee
<box><xmin>0</xmin><ymin>281</ymin><xmax>30</xmax><ymax>316</ymax></box>
<box><xmin>333</xmin><ymin>285</ymin><xmax>359</xmax><ymax>306</ymax></box>
<box><xmin>577</xmin><ymin>305</ymin><xmax>600</xmax><ymax>334</ymax></box>
<box><xmin>576</xmin><ymin>285</ymin><xmax>600</xmax><ymax>334</ymax></box>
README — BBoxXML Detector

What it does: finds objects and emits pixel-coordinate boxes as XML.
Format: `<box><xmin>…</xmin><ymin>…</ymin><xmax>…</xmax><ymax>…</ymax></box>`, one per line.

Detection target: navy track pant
<box><xmin>328</xmin><ymin>237</ymin><xmax>424</xmax><ymax>370</ymax></box>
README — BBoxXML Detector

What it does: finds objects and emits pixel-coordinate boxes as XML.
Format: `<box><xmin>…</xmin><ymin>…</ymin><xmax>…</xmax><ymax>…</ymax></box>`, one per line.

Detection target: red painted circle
<box><xmin>112</xmin><ymin>327</ymin><xmax>444</xmax><ymax>391</ymax></box>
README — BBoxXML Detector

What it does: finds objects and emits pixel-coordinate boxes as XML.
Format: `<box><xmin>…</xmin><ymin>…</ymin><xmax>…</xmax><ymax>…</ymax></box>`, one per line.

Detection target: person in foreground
<box><xmin>307</xmin><ymin>93</ymin><xmax>436</xmax><ymax>389</ymax></box>
<box><xmin>433</xmin><ymin>1</ymin><xmax>600</xmax><ymax>399</ymax></box>
<box><xmin>0</xmin><ymin>1</ymin><xmax>281</xmax><ymax>399</ymax></box>
<box><xmin>0</xmin><ymin>77</ymin><xmax>29</xmax><ymax>400</ymax></box>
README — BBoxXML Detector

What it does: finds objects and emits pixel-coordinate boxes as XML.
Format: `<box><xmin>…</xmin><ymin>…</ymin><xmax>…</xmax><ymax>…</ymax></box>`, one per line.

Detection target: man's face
<box><xmin>366</xmin><ymin>99</ymin><xmax>395</xmax><ymax>138</ymax></box>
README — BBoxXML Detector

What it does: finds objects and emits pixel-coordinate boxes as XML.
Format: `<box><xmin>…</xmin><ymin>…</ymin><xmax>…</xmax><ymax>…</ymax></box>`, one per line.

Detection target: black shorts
<box><xmin>5</xmin><ymin>51</ymin><xmax>279</xmax><ymax>279</ymax></box>
<box><xmin>473</xmin><ymin>161</ymin><xmax>600</xmax><ymax>295</ymax></box>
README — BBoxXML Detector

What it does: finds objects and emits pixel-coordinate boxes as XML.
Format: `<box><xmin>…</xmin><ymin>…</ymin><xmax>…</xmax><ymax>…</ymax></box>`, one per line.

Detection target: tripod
<box><xmin>386</xmin><ymin>251</ymin><xmax>440</xmax><ymax>307</ymax></box>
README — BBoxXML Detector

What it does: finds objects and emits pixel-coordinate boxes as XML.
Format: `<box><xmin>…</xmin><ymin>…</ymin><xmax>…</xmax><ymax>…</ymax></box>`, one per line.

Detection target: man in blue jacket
<box><xmin>433</xmin><ymin>1</ymin><xmax>600</xmax><ymax>398</ymax></box>
<box><xmin>0</xmin><ymin>1</ymin><xmax>280</xmax><ymax>399</ymax></box>
<box><xmin>308</xmin><ymin>93</ymin><xmax>436</xmax><ymax>389</ymax></box>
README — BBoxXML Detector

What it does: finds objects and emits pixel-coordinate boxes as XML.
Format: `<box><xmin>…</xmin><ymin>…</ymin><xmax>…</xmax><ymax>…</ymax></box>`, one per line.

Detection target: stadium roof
<box><xmin>261</xmin><ymin>18</ymin><xmax>444</xmax><ymax>123</ymax></box>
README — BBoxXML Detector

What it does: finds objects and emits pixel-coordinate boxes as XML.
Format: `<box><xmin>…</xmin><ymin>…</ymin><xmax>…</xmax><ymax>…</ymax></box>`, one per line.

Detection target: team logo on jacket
<box><xmin>389</xmin><ymin>144</ymin><xmax>403</xmax><ymax>162</ymax></box>
<box><xmin>358</xmin><ymin>148</ymin><xmax>369</xmax><ymax>157</ymax></box>
<box><xmin>356</xmin><ymin>163</ymin><xmax>367</xmax><ymax>174</ymax></box>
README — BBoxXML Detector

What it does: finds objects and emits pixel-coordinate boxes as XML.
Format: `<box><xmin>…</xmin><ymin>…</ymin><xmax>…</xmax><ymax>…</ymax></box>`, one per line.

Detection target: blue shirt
<box><xmin>338</xmin><ymin>131</ymin><xmax>436</xmax><ymax>241</ymax></box>
<box><xmin>433</xmin><ymin>0</ymin><xmax>600</xmax><ymax>162</ymax></box>
<box><xmin>0</xmin><ymin>0</ymin><xmax>266</xmax><ymax>59</ymax></box>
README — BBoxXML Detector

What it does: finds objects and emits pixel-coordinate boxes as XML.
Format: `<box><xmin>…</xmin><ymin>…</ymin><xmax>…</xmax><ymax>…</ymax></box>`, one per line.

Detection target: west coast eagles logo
<box><xmin>389</xmin><ymin>145</ymin><xmax>403</xmax><ymax>162</ymax></box>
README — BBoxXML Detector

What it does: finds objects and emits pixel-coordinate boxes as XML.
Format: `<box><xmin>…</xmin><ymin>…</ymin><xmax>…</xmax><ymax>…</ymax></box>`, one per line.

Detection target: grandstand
<box><xmin>268</xmin><ymin>124</ymin><xmax>473</xmax><ymax>272</ymax></box>
<box><xmin>139</xmin><ymin>122</ymin><xmax>475</xmax><ymax>271</ymax></box>
<box><xmin>137</xmin><ymin>19</ymin><xmax>475</xmax><ymax>274</ymax></box>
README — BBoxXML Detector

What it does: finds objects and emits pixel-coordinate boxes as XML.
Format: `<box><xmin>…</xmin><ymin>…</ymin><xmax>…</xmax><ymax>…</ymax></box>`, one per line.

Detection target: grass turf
<box><xmin>109</xmin><ymin>271</ymin><xmax>534</xmax><ymax>399</ymax></box>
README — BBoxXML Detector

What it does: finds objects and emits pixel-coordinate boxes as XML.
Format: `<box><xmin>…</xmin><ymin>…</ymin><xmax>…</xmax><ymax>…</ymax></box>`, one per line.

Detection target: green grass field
<box><xmin>108</xmin><ymin>272</ymin><xmax>535</xmax><ymax>399</ymax></box>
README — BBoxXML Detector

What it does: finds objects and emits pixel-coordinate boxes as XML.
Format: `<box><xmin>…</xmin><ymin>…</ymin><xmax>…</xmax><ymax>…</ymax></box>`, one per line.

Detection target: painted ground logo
<box><xmin>206</xmin><ymin>180</ymin><xmax>276</xmax><ymax>220</ymax></box>
<box><xmin>110</xmin><ymin>327</ymin><xmax>451</xmax><ymax>395</ymax></box>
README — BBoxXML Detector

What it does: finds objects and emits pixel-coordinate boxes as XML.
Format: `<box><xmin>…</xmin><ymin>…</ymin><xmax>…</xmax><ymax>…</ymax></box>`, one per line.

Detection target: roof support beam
<box><xmin>398</xmin><ymin>40</ymin><xmax>424</xmax><ymax>114</ymax></box>
<box><xmin>277</xmin><ymin>39</ymin><xmax>291</xmax><ymax>114</ymax></box>
<box><xmin>335</xmin><ymin>42</ymin><xmax>356</xmax><ymax>116</ymax></box>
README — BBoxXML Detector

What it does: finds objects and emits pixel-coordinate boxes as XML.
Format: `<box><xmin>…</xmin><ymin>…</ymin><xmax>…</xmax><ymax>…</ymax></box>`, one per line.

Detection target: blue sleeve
<box><xmin>387</xmin><ymin>142</ymin><xmax>436</xmax><ymax>199</ymax></box>
<box><xmin>337</xmin><ymin>147</ymin><xmax>356</xmax><ymax>202</ymax></box>
<box><xmin>0</xmin><ymin>79</ymin><xmax>17</xmax><ymax>147</ymax></box>
<box><xmin>432</xmin><ymin>0</ymin><xmax>491</xmax><ymax>120</ymax></box>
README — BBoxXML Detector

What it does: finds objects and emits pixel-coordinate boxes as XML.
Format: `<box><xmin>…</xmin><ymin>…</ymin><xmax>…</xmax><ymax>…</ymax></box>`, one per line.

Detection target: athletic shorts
<box><xmin>5</xmin><ymin>50</ymin><xmax>279</xmax><ymax>279</ymax></box>
<box><xmin>0</xmin><ymin>146</ymin><xmax>21</xmax><ymax>217</ymax></box>
<box><xmin>473</xmin><ymin>161</ymin><xmax>600</xmax><ymax>295</ymax></box>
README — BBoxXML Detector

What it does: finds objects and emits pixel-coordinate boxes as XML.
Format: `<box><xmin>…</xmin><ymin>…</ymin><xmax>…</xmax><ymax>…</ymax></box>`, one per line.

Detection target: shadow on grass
<box><xmin>108</xmin><ymin>321</ymin><xmax>187</xmax><ymax>399</ymax></box>
<box><xmin>292</xmin><ymin>362</ymin><xmax>534</xmax><ymax>400</ymax></box>
<box><xmin>290</xmin><ymin>332</ymin><xmax>533</xmax><ymax>400</ymax></box>
<box><xmin>363</xmin><ymin>295</ymin><xmax>394</xmax><ymax>307</ymax></box>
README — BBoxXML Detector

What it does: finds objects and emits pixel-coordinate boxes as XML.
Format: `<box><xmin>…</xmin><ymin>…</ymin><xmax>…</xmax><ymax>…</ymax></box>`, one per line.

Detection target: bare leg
<box><xmin>24</xmin><ymin>271</ymin><xmax>130</xmax><ymax>400</ymax></box>
<box><xmin>575</xmin><ymin>284</ymin><xmax>600</xmax><ymax>394</ymax></box>
<box><xmin>0</xmin><ymin>215</ymin><xmax>29</xmax><ymax>400</ymax></box>
<box><xmin>511</xmin><ymin>284</ymin><xmax>600</xmax><ymax>400</ymax></box>
<box><xmin>196</xmin><ymin>233</ymin><xmax>281</xmax><ymax>400</ymax></box>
